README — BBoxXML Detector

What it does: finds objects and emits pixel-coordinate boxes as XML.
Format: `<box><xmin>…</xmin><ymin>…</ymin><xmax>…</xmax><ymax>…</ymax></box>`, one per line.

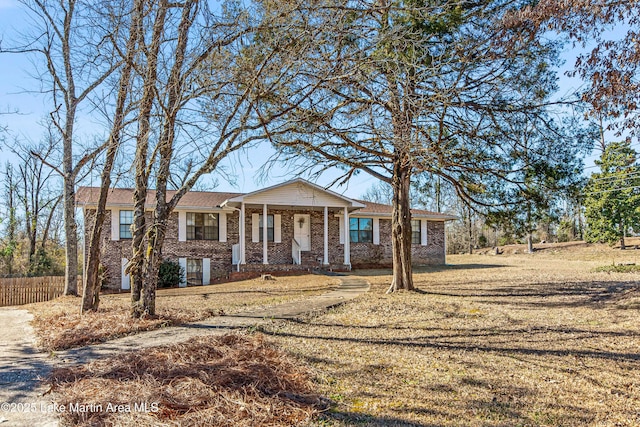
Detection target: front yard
<box><xmin>43</xmin><ymin>243</ymin><xmax>640</xmax><ymax>426</ymax></box>
<box><xmin>261</xmin><ymin>246</ymin><xmax>640</xmax><ymax>426</ymax></box>
<box><xmin>26</xmin><ymin>274</ymin><xmax>340</xmax><ymax>351</ymax></box>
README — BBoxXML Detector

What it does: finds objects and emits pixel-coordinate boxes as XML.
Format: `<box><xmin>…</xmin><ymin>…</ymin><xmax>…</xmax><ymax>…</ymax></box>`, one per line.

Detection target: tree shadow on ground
<box><xmin>421</xmin><ymin>280</ymin><xmax>638</xmax><ymax>307</ymax></box>
<box><xmin>259</xmin><ymin>326</ymin><xmax>640</xmax><ymax>363</ymax></box>
<box><xmin>353</xmin><ymin>263</ymin><xmax>507</xmax><ymax>276</ymax></box>
<box><xmin>0</xmin><ymin>344</ymin><xmax>51</xmax><ymax>399</ymax></box>
<box><xmin>305</xmin><ymin>366</ymin><xmax>598</xmax><ymax>427</ymax></box>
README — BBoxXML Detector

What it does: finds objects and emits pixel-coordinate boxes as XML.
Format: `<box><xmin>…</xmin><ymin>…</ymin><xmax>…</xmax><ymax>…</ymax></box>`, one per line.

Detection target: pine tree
<box><xmin>584</xmin><ymin>141</ymin><xmax>640</xmax><ymax>248</ymax></box>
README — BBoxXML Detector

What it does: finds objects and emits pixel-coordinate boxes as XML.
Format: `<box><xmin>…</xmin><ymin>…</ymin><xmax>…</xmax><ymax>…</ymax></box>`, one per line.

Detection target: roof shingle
<box><xmin>76</xmin><ymin>187</ymin><xmax>456</xmax><ymax>219</ymax></box>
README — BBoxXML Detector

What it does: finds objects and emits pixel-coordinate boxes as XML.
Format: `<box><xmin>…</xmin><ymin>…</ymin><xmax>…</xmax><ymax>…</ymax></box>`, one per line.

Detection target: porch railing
<box><xmin>292</xmin><ymin>239</ymin><xmax>301</xmax><ymax>265</ymax></box>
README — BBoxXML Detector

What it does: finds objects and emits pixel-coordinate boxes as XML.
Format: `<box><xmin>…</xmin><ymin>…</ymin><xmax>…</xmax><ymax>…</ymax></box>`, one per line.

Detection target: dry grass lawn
<box><xmin>45</xmin><ymin>242</ymin><xmax>640</xmax><ymax>426</ymax></box>
<box><xmin>255</xmin><ymin>242</ymin><xmax>640</xmax><ymax>426</ymax></box>
<box><xmin>27</xmin><ymin>274</ymin><xmax>339</xmax><ymax>351</ymax></box>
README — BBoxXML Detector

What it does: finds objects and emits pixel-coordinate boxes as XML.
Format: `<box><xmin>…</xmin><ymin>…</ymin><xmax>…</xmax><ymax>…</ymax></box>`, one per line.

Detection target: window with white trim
<box><xmin>259</xmin><ymin>214</ymin><xmax>274</xmax><ymax>242</ymax></box>
<box><xmin>186</xmin><ymin>258</ymin><xmax>203</xmax><ymax>286</ymax></box>
<box><xmin>186</xmin><ymin>213</ymin><xmax>219</xmax><ymax>241</ymax></box>
<box><xmin>411</xmin><ymin>220</ymin><xmax>421</xmax><ymax>244</ymax></box>
<box><xmin>350</xmin><ymin>217</ymin><xmax>373</xmax><ymax>243</ymax></box>
<box><xmin>119</xmin><ymin>210</ymin><xmax>133</xmax><ymax>239</ymax></box>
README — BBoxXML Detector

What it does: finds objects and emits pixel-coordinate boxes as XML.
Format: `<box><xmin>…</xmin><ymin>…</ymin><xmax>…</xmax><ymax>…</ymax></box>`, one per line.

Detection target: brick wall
<box><xmin>85</xmin><ymin>207</ymin><xmax>446</xmax><ymax>290</ymax></box>
<box><xmin>162</xmin><ymin>211</ymin><xmax>239</xmax><ymax>280</ymax></box>
<box><xmin>244</xmin><ymin>207</ymin><xmax>345</xmax><ymax>266</ymax></box>
<box><xmin>85</xmin><ymin>209</ymin><xmax>240</xmax><ymax>290</ymax></box>
<box><xmin>350</xmin><ymin>219</ymin><xmax>446</xmax><ymax>267</ymax></box>
<box><xmin>83</xmin><ymin>208</ymin><xmax>134</xmax><ymax>291</ymax></box>
<box><xmin>245</xmin><ymin>207</ymin><xmax>290</xmax><ymax>264</ymax></box>
<box><xmin>414</xmin><ymin>221</ymin><xmax>446</xmax><ymax>265</ymax></box>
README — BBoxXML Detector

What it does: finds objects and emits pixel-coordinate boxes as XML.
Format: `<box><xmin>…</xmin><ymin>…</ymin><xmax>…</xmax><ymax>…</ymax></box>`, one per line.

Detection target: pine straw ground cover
<box><xmin>49</xmin><ymin>333</ymin><xmax>328</xmax><ymax>426</ymax></box>
<box><xmin>257</xmin><ymin>244</ymin><xmax>640</xmax><ymax>426</ymax></box>
<box><xmin>26</xmin><ymin>274</ymin><xmax>339</xmax><ymax>351</ymax></box>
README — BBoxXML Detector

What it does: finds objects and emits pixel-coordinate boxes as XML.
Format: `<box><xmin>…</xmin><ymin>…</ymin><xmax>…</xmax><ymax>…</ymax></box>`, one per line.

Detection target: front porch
<box><xmin>230</xmin><ymin>206</ymin><xmax>351</xmax><ymax>270</ymax></box>
<box><xmin>222</xmin><ymin>179</ymin><xmax>364</xmax><ymax>271</ymax></box>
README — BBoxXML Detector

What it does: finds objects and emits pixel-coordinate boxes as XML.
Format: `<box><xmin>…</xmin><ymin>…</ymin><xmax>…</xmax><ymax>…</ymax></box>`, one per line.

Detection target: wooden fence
<box><xmin>0</xmin><ymin>276</ymin><xmax>67</xmax><ymax>307</ymax></box>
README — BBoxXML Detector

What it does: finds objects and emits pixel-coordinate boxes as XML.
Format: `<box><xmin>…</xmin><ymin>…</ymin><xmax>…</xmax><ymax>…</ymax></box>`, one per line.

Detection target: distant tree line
<box><xmin>0</xmin><ymin>134</ymin><xmax>65</xmax><ymax>277</ymax></box>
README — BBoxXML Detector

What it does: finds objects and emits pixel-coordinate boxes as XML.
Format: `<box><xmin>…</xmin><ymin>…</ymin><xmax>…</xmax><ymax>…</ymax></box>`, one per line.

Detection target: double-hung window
<box><xmin>119</xmin><ymin>210</ymin><xmax>133</xmax><ymax>239</ymax></box>
<box><xmin>259</xmin><ymin>214</ymin><xmax>274</xmax><ymax>242</ymax></box>
<box><xmin>349</xmin><ymin>218</ymin><xmax>373</xmax><ymax>243</ymax></box>
<box><xmin>411</xmin><ymin>220</ymin><xmax>421</xmax><ymax>244</ymax></box>
<box><xmin>186</xmin><ymin>258</ymin><xmax>203</xmax><ymax>286</ymax></box>
<box><xmin>186</xmin><ymin>213</ymin><xmax>219</xmax><ymax>241</ymax></box>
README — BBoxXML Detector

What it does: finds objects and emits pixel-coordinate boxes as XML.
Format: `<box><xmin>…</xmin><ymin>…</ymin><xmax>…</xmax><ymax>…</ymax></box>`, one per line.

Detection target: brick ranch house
<box><xmin>77</xmin><ymin>178</ymin><xmax>457</xmax><ymax>290</ymax></box>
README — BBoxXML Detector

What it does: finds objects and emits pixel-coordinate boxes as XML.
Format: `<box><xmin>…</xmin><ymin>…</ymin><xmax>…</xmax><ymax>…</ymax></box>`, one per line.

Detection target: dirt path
<box><xmin>0</xmin><ymin>308</ymin><xmax>58</xmax><ymax>427</ymax></box>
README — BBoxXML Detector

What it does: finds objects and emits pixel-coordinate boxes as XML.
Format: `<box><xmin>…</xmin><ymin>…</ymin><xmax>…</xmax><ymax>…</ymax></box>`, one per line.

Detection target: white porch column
<box><xmin>343</xmin><ymin>207</ymin><xmax>350</xmax><ymax>266</ymax></box>
<box><xmin>240</xmin><ymin>202</ymin><xmax>246</xmax><ymax>264</ymax></box>
<box><xmin>263</xmin><ymin>203</ymin><xmax>268</xmax><ymax>264</ymax></box>
<box><xmin>323</xmin><ymin>206</ymin><xmax>329</xmax><ymax>265</ymax></box>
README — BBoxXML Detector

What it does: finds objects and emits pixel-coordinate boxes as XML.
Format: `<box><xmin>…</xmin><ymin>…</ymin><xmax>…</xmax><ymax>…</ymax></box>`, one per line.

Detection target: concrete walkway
<box><xmin>0</xmin><ymin>275</ymin><xmax>369</xmax><ymax>426</ymax></box>
<box><xmin>53</xmin><ymin>275</ymin><xmax>369</xmax><ymax>366</ymax></box>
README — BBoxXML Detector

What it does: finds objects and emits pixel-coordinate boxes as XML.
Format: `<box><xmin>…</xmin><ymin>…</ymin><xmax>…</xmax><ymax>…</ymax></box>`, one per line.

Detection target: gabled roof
<box><xmin>355</xmin><ymin>199</ymin><xmax>458</xmax><ymax>221</ymax></box>
<box><xmin>222</xmin><ymin>178</ymin><xmax>365</xmax><ymax>210</ymax></box>
<box><xmin>76</xmin><ymin>187</ymin><xmax>241</xmax><ymax>210</ymax></box>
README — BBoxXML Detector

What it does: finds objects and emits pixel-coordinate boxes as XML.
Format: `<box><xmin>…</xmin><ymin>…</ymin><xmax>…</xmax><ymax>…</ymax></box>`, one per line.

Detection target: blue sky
<box><xmin>0</xmin><ymin>0</ymin><xmax>381</xmax><ymax>197</ymax></box>
<box><xmin>0</xmin><ymin>0</ymin><xmax>611</xmax><ymax>200</ymax></box>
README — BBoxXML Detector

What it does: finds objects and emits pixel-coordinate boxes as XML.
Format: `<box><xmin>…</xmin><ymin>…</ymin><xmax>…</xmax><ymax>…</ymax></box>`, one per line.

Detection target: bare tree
<box><xmin>0</xmin><ymin>163</ymin><xmax>19</xmax><ymax>275</ymax></box>
<box><xmin>14</xmin><ymin>146</ymin><xmax>61</xmax><ymax>274</ymax></box>
<box><xmin>12</xmin><ymin>134</ymin><xmax>62</xmax><ymax>273</ymax></box>
<box><xmin>126</xmin><ymin>0</ymin><xmax>321</xmax><ymax>317</ymax></box>
<box><xmin>361</xmin><ymin>181</ymin><xmax>394</xmax><ymax>206</ymax></box>
<box><xmin>81</xmin><ymin>0</ymin><xmax>144</xmax><ymax>312</ymax></box>
<box><xmin>3</xmin><ymin>0</ymin><xmax>124</xmax><ymax>294</ymax></box>
<box><xmin>514</xmin><ymin>1</ymin><xmax>640</xmax><ymax>134</ymax></box>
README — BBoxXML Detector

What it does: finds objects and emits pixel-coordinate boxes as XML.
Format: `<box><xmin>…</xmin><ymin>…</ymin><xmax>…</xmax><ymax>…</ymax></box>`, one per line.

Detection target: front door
<box><xmin>293</xmin><ymin>214</ymin><xmax>311</xmax><ymax>251</ymax></box>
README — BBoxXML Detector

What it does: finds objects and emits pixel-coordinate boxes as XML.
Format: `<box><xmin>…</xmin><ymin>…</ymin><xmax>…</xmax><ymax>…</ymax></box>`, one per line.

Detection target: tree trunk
<box><xmin>138</xmin><ymin>216</ymin><xmax>167</xmax><ymax>317</ymax></box>
<box><xmin>82</xmin><ymin>206</ymin><xmax>103</xmax><ymax>312</ymax></box>
<box><xmin>22</xmin><ymin>175</ymin><xmax>37</xmax><ymax>266</ymax></box>
<box><xmin>63</xmin><ymin>177</ymin><xmax>78</xmax><ymax>295</ymax></box>
<box><xmin>578</xmin><ymin>201</ymin><xmax>584</xmax><ymax>240</ymax></box>
<box><xmin>619</xmin><ymin>220</ymin><xmax>626</xmax><ymax>250</ymax></box>
<box><xmin>435</xmin><ymin>175</ymin><xmax>442</xmax><ymax>212</ymax></box>
<box><xmin>61</xmin><ymin>0</ymin><xmax>79</xmax><ymax>296</ymax></box>
<box><xmin>129</xmin><ymin>0</ymin><xmax>169</xmax><ymax>318</ymax></box>
<box><xmin>4</xmin><ymin>165</ymin><xmax>16</xmax><ymax>275</ymax></box>
<box><xmin>388</xmin><ymin>159</ymin><xmax>413</xmax><ymax>292</ymax></box>
<box><xmin>82</xmin><ymin>0</ymin><xmax>142</xmax><ymax>313</ymax></box>
<box><xmin>526</xmin><ymin>203</ymin><xmax>533</xmax><ymax>253</ymax></box>
<box><xmin>133</xmin><ymin>0</ymin><xmax>195</xmax><ymax>317</ymax></box>
<box><xmin>467</xmin><ymin>205</ymin><xmax>473</xmax><ymax>254</ymax></box>
<box><xmin>41</xmin><ymin>196</ymin><xmax>61</xmax><ymax>251</ymax></box>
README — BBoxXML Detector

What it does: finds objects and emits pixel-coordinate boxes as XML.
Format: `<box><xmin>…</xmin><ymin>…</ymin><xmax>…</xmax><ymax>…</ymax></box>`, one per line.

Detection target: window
<box><xmin>187</xmin><ymin>213</ymin><xmax>219</xmax><ymax>241</ymax></box>
<box><xmin>411</xmin><ymin>220</ymin><xmax>421</xmax><ymax>244</ymax></box>
<box><xmin>119</xmin><ymin>210</ymin><xmax>133</xmax><ymax>239</ymax></box>
<box><xmin>350</xmin><ymin>217</ymin><xmax>373</xmax><ymax>243</ymax></box>
<box><xmin>186</xmin><ymin>258</ymin><xmax>203</xmax><ymax>286</ymax></box>
<box><xmin>259</xmin><ymin>214</ymin><xmax>274</xmax><ymax>242</ymax></box>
